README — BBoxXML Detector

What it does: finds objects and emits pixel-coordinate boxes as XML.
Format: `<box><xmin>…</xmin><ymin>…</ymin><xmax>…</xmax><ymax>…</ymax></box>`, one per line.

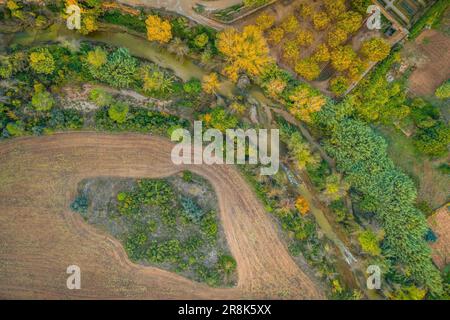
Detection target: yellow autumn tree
<box><xmin>296</xmin><ymin>29</ymin><xmax>314</xmax><ymax>46</ymax></box>
<box><xmin>255</xmin><ymin>13</ymin><xmax>275</xmax><ymax>31</ymax></box>
<box><xmin>229</xmin><ymin>102</ymin><xmax>246</xmax><ymax>115</ymax></box>
<box><xmin>330</xmin><ymin>45</ymin><xmax>357</xmax><ymax>72</ymax></box>
<box><xmin>324</xmin><ymin>0</ymin><xmax>346</xmax><ymax>20</ymax></box>
<box><xmin>337</xmin><ymin>11</ymin><xmax>363</xmax><ymax>34</ymax></box>
<box><xmin>312</xmin><ymin>44</ymin><xmax>330</xmax><ymax>62</ymax></box>
<box><xmin>86</xmin><ymin>47</ymin><xmax>107</xmax><ymax>68</ymax></box>
<box><xmin>299</xmin><ymin>3</ymin><xmax>313</xmax><ymax>19</ymax></box>
<box><xmin>202</xmin><ymin>73</ymin><xmax>219</xmax><ymax>94</ymax></box>
<box><xmin>295</xmin><ymin>58</ymin><xmax>320</xmax><ymax>81</ymax></box>
<box><xmin>80</xmin><ymin>14</ymin><xmax>98</xmax><ymax>35</ymax></box>
<box><xmin>313</xmin><ymin>12</ymin><xmax>330</xmax><ymax>30</ymax></box>
<box><xmin>295</xmin><ymin>196</ymin><xmax>309</xmax><ymax>216</ymax></box>
<box><xmin>327</xmin><ymin>27</ymin><xmax>348</xmax><ymax>48</ymax></box>
<box><xmin>281</xmin><ymin>15</ymin><xmax>299</xmax><ymax>33</ymax></box>
<box><xmin>288</xmin><ymin>85</ymin><xmax>326</xmax><ymax>122</ymax></box>
<box><xmin>347</xmin><ymin>57</ymin><xmax>368</xmax><ymax>81</ymax></box>
<box><xmin>267</xmin><ymin>27</ymin><xmax>284</xmax><ymax>44</ymax></box>
<box><xmin>283</xmin><ymin>40</ymin><xmax>300</xmax><ymax>62</ymax></box>
<box><xmin>217</xmin><ymin>25</ymin><xmax>271</xmax><ymax>82</ymax></box>
<box><xmin>361</xmin><ymin>38</ymin><xmax>391</xmax><ymax>62</ymax></box>
<box><xmin>146</xmin><ymin>15</ymin><xmax>172</xmax><ymax>44</ymax></box>
<box><xmin>29</xmin><ymin>48</ymin><xmax>55</xmax><ymax>74</ymax></box>
<box><xmin>265</xmin><ymin>78</ymin><xmax>287</xmax><ymax>98</ymax></box>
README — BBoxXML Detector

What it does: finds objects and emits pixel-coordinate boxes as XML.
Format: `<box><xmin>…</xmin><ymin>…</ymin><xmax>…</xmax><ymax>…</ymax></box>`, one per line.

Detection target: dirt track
<box><xmin>0</xmin><ymin>132</ymin><xmax>323</xmax><ymax>299</ymax></box>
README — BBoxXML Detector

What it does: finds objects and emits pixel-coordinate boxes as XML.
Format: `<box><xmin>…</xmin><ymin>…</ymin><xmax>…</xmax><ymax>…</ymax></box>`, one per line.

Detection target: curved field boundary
<box><xmin>0</xmin><ymin>132</ymin><xmax>323</xmax><ymax>299</ymax></box>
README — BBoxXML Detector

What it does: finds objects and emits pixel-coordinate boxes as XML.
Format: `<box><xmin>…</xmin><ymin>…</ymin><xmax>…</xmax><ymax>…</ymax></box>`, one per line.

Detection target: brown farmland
<box><xmin>0</xmin><ymin>132</ymin><xmax>324</xmax><ymax>299</ymax></box>
<box><xmin>409</xmin><ymin>30</ymin><xmax>450</xmax><ymax>96</ymax></box>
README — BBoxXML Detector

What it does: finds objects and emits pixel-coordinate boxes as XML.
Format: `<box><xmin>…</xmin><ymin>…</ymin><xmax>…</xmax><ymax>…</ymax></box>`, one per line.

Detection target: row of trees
<box><xmin>315</xmin><ymin>101</ymin><xmax>443</xmax><ymax>296</ymax></box>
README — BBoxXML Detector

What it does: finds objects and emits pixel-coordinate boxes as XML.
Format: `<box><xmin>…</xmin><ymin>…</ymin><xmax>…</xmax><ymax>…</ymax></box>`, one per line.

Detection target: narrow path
<box><xmin>117</xmin><ymin>0</ymin><xmax>233</xmax><ymax>29</ymax></box>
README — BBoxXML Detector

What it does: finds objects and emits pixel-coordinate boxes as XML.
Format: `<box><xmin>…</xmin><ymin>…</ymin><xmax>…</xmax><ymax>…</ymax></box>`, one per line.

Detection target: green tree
<box><xmin>321</xmin><ymin>117</ymin><xmax>443</xmax><ymax>295</ymax></box>
<box><xmin>108</xmin><ymin>101</ymin><xmax>129</xmax><ymax>123</ymax></box>
<box><xmin>217</xmin><ymin>255</ymin><xmax>237</xmax><ymax>277</ymax></box>
<box><xmin>435</xmin><ymin>80</ymin><xmax>450</xmax><ymax>99</ymax></box>
<box><xmin>193</xmin><ymin>33</ymin><xmax>209</xmax><ymax>48</ymax></box>
<box><xmin>6</xmin><ymin>121</ymin><xmax>25</xmax><ymax>136</ymax></box>
<box><xmin>208</xmin><ymin>107</ymin><xmax>238</xmax><ymax>132</ymax></box>
<box><xmin>183</xmin><ymin>78</ymin><xmax>202</xmax><ymax>95</ymax></box>
<box><xmin>0</xmin><ymin>57</ymin><xmax>13</xmax><ymax>79</ymax></box>
<box><xmin>31</xmin><ymin>90</ymin><xmax>54</xmax><ymax>111</ymax></box>
<box><xmin>330</xmin><ymin>76</ymin><xmax>350</xmax><ymax>95</ymax></box>
<box><xmin>322</xmin><ymin>173</ymin><xmax>349</xmax><ymax>202</ymax></box>
<box><xmin>286</xmin><ymin>132</ymin><xmax>319</xmax><ymax>169</ymax></box>
<box><xmin>141</xmin><ymin>65</ymin><xmax>174</xmax><ymax>95</ymax></box>
<box><xmin>97</xmin><ymin>48</ymin><xmax>138</xmax><ymax>88</ymax></box>
<box><xmin>413</xmin><ymin>123</ymin><xmax>450</xmax><ymax>157</ymax></box>
<box><xmin>29</xmin><ymin>48</ymin><xmax>55</xmax><ymax>75</ymax></box>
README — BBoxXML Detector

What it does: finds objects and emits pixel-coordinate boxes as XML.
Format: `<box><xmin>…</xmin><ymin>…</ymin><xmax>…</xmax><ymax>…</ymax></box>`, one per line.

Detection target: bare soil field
<box><xmin>409</xmin><ymin>30</ymin><xmax>450</xmax><ymax>96</ymax></box>
<box><xmin>428</xmin><ymin>205</ymin><xmax>450</xmax><ymax>270</ymax></box>
<box><xmin>0</xmin><ymin>132</ymin><xmax>323</xmax><ymax>299</ymax></box>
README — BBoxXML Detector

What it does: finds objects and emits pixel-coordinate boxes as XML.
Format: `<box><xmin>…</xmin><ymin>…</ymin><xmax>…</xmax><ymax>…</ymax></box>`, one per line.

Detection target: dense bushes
<box><xmin>100</xmin><ymin>10</ymin><xmax>147</xmax><ymax>33</ymax></box>
<box><xmin>89</xmin><ymin>47</ymin><xmax>139</xmax><ymax>89</ymax></box>
<box><xmin>315</xmin><ymin>103</ymin><xmax>443</xmax><ymax>295</ymax></box>
<box><xmin>409</xmin><ymin>0</ymin><xmax>450</xmax><ymax>39</ymax></box>
<box><xmin>73</xmin><ymin>176</ymin><xmax>237</xmax><ymax>287</ymax></box>
<box><xmin>95</xmin><ymin>106</ymin><xmax>188</xmax><ymax>136</ymax></box>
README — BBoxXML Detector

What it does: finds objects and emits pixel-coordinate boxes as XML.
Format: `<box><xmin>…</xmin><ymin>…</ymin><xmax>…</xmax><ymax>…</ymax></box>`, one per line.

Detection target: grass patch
<box><xmin>376</xmin><ymin>125</ymin><xmax>450</xmax><ymax>208</ymax></box>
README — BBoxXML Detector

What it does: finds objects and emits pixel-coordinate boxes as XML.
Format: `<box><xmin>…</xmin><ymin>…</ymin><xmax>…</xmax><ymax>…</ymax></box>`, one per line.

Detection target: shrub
<box><xmin>31</xmin><ymin>91</ymin><xmax>55</xmax><ymax>111</ymax></box>
<box><xmin>201</xmin><ymin>211</ymin><xmax>218</xmax><ymax>240</ymax></box>
<box><xmin>358</xmin><ymin>230</ymin><xmax>381</xmax><ymax>256</ymax></box>
<box><xmin>96</xmin><ymin>48</ymin><xmax>138</xmax><ymax>88</ymax></box>
<box><xmin>435</xmin><ymin>80</ymin><xmax>450</xmax><ymax>99</ymax></box>
<box><xmin>6</xmin><ymin>122</ymin><xmax>25</xmax><ymax>136</ymax></box>
<box><xmin>413</xmin><ymin>123</ymin><xmax>450</xmax><ymax>158</ymax></box>
<box><xmin>217</xmin><ymin>255</ymin><xmax>237</xmax><ymax>276</ymax></box>
<box><xmin>182</xmin><ymin>170</ymin><xmax>193</xmax><ymax>182</ymax></box>
<box><xmin>181</xmin><ymin>196</ymin><xmax>203</xmax><ymax>222</ymax></box>
<box><xmin>183</xmin><ymin>78</ymin><xmax>202</xmax><ymax>95</ymax></box>
<box><xmin>70</xmin><ymin>194</ymin><xmax>88</xmax><ymax>214</ymax></box>
<box><xmin>108</xmin><ymin>101</ymin><xmax>129</xmax><ymax>124</ymax></box>
<box><xmin>29</xmin><ymin>48</ymin><xmax>55</xmax><ymax>74</ymax></box>
<box><xmin>89</xmin><ymin>88</ymin><xmax>113</xmax><ymax>107</ymax></box>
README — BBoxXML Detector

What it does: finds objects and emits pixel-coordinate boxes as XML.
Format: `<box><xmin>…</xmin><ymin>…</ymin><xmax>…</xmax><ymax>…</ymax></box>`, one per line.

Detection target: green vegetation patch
<box><xmin>70</xmin><ymin>173</ymin><xmax>237</xmax><ymax>287</ymax></box>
